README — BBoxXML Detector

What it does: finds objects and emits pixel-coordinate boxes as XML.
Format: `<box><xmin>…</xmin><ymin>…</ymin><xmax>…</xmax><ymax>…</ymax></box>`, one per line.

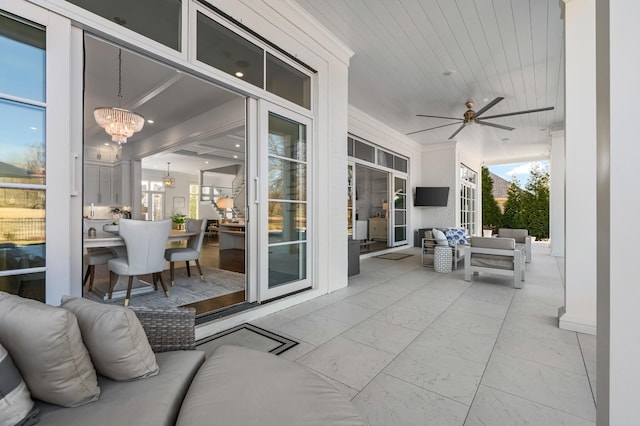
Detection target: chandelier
<box><xmin>163</xmin><ymin>162</ymin><xmax>175</xmax><ymax>188</ymax></box>
<box><xmin>94</xmin><ymin>49</ymin><xmax>144</xmax><ymax>144</ymax></box>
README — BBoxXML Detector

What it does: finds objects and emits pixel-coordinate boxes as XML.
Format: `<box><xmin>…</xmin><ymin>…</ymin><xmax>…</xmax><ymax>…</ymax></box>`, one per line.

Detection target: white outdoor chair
<box><xmin>164</xmin><ymin>218</ymin><xmax>207</xmax><ymax>286</ymax></box>
<box><xmin>464</xmin><ymin>237</ymin><xmax>525</xmax><ymax>288</ymax></box>
<box><xmin>107</xmin><ymin>219</ymin><xmax>171</xmax><ymax>306</ymax></box>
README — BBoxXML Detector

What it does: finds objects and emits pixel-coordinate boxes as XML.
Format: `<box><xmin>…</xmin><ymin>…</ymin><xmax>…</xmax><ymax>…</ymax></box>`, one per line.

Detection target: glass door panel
<box><xmin>259</xmin><ymin>104</ymin><xmax>311</xmax><ymax>301</ymax></box>
<box><xmin>0</xmin><ymin>11</ymin><xmax>47</xmax><ymax>301</ymax></box>
<box><xmin>392</xmin><ymin>176</ymin><xmax>407</xmax><ymax>246</ymax></box>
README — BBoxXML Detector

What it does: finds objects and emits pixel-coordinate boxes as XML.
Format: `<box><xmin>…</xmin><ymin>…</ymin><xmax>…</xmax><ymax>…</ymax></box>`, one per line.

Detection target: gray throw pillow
<box><xmin>0</xmin><ymin>292</ymin><xmax>100</xmax><ymax>408</ymax></box>
<box><xmin>0</xmin><ymin>342</ymin><xmax>39</xmax><ymax>426</ymax></box>
<box><xmin>431</xmin><ymin>229</ymin><xmax>449</xmax><ymax>246</ymax></box>
<box><xmin>61</xmin><ymin>296</ymin><xmax>159</xmax><ymax>381</ymax></box>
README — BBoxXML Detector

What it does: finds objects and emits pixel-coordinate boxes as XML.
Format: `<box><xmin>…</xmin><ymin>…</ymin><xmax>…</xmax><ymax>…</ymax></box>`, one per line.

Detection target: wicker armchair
<box><xmin>130</xmin><ymin>306</ymin><xmax>196</xmax><ymax>352</ymax></box>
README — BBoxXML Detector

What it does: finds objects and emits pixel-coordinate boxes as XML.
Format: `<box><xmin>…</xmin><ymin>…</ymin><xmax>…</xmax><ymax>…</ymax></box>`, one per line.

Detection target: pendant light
<box><xmin>163</xmin><ymin>162</ymin><xmax>175</xmax><ymax>188</ymax></box>
<box><xmin>94</xmin><ymin>49</ymin><xmax>145</xmax><ymax>144</ymax></box>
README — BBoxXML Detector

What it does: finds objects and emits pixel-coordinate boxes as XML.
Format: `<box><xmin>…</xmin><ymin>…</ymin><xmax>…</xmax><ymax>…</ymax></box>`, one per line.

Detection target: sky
<box><xmin>487</xmin><ymin>160</ymin><xmax>549</xmax><ymax>187</ymax></box>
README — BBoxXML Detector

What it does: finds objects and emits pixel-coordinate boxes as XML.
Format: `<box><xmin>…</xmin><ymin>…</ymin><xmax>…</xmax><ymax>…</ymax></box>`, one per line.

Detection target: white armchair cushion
<box><xmin>431</xmin><ymin>229</ymin><xmax>449</xmax><ymax>246</ymax></box>
<box><xmin>0</xmin><ymin>292</ymin><xmax>100</xmax><ymax>408</ymax></box>
<box><xmin>61</xmin><ymin>297</ymin><xmax>159</xmax><ymax>381</ymax></box>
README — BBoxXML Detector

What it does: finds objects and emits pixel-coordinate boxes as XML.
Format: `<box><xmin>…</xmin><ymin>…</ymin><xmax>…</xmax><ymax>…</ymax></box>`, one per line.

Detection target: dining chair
<box><xmin>107</xmin><ymin>219</ymin><xmax>171</xmax><ymax>307</ymax></box>
<box><xmin>164</xmin><ymin>218</ymin><xmax>207</xmax><ymax>287</ymax></box>
<box><xmin>83</xmin><ymin>248</ymin><xmax>116</xmax><ymax>292</ymax></box>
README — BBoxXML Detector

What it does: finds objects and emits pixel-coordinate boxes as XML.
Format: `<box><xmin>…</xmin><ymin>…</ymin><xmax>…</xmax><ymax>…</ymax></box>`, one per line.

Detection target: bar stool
<box><xmin>83</xmin><ymin>248</ymin><xmax>116</xmax><ymax>292</ymax></box>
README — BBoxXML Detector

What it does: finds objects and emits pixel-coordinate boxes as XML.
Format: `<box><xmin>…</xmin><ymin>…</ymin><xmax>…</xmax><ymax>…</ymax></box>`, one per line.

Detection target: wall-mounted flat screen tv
<box><xmin>414</xmin><ymin>187</ymin><xmax>449</xmax><ymax>206</ymax></box>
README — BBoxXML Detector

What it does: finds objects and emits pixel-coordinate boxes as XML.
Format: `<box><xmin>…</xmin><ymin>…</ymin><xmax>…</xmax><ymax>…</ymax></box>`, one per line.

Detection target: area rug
<box><xmin>84</xmin><ymin>265</ymin><xmax>245</xmax><ymax>309</ymax></box>
<box><xmin>373</xmin><ymin>253</ymin><xmax>414</xmax><ymax>260</ymax></box>
<box><xmin>196</xmin><ymin>324</ymin><xmax>298</xmax><ymax>357</ymax></box>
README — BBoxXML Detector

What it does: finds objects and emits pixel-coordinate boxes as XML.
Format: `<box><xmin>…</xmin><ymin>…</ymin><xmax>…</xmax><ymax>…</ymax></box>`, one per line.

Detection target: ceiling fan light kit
<box><xmin>409</xmin><ymin>97</ymin><xmax>554</xmax><ymax>139</ymax></box>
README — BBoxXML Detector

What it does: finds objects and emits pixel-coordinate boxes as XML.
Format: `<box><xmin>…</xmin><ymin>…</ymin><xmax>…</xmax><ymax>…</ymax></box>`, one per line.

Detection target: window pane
<box><xmin>378</xmin><ymin>150</ymin><xmax>393</xmax><ymax>168</ymax></box>
<box><xmin>354</xmin><ymin>140</ymin><xmax>374</xmax><ymax>162</ymax></box>
<box><xmin>67</xmin><ymin>0</ymin><xmax>181</xmax><ymax>50</ymax></box>
<box><xmin>0</xmin><ymin>13</ymin><xmax>45</xmax><ymax>102</ymax></box>
<box><xmin>394</xmin><ymin>226</ymin><xmax>406</xmax><ymax>242</ymax></box>
<box><xmin>0</xmin><ymin>271</ymin><xmax>45</xmax><ymax>303</ymax></box>
<box><xmin>269</xmin><ymin>158</ymin><xmax>306</xmax><ymax>201</ymax></box>
<box><xmin>268</xmin><ymin>202</ymin><xmax>306</xmax><ymax>244</ymax></box>
<box><xmin>266</xmin><ymin>53</ymin><xmax>310</xmax><ymax>109</ymax></box>
<box><xmin>268</xmin><ymin>113</ymin><xmax>306</xmax><ymax>161</ymax></box>
<box><xmin>268</xmin><ymin>242</ymin><xmax>306</xmax><ymax>288</ymax></box>
<box><xmin>394</xmin><ymin>156</ymin><xmax>408</xmax><ymax>173</ymax></box>
<box><xmin>394</xmin><ymin>210</ymin><xmax>406</xmax><ymax>225</ymax></box>
<box><xmin>197</xmin><ymin>12</ymin><xmax>263</xmax><ymax>88</ymax></box>
<box><xmin>347</xmin><ymin>137</ymin><xmax>354</xmax><ymax>157</ymax></box>
<box><xmin>0</xmin><ymin>99</ymin><xmax>46</xmax><ymax>184</ymax></box>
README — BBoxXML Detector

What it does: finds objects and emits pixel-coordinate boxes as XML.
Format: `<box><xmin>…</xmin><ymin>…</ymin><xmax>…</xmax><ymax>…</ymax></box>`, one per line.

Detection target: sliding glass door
<box><xmin>0</xmin><ymin>3</ymin><xmax>76</xmax><ymax>303</ymax></box>
<box><xmin>258</xmin><ymin>102</ymin><xmax>311</xmax><ymax>301</ymax></box>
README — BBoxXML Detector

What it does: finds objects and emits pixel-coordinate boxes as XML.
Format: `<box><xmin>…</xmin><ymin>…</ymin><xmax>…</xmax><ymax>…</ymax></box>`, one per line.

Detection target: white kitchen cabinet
<box><xmin>84</xmin><ymin>164</ymin><xmax>112</xmax><ymax>205</ymax></box>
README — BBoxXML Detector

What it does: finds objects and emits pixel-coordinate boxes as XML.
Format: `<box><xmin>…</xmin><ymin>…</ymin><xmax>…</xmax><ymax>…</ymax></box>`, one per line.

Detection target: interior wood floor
<box><xmin>199</xmin><ymin>234</ymin><xmax>245</xmax><ymax>274</ymax></box>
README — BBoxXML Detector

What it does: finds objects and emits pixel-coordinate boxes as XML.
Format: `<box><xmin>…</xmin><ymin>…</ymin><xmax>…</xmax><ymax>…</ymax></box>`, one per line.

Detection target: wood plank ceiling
<box><xmin>293</xmin><ymin>0</ymin><xmax>565</xmax><ymax>164</ymax></box>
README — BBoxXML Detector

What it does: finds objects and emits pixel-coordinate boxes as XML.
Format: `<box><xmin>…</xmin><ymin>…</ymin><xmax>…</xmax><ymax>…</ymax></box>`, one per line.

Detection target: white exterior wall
<box><xmin>419</xmin><ymin>143</ymin><xmax>458</xmax><ymax>228</ymax></box>
<box><xmin>549</xmin><ymin>130</ymin><xmax>565</xmax><ymax>257</ymax></box>
<box><xmin>560</xmin><ymin>0</ymin><xmax>597</xmax><ymax>335</ymax></box>
<box><xmin>598</xmin><ymin>0</ymin><xmax>640</xmax><ymax>422</ymax></box>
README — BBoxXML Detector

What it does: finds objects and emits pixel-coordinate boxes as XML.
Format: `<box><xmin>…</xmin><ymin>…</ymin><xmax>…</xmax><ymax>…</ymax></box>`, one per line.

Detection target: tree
<box><xmin>521</xmin><ymin>163</ymin><xmax>550</xmax><ymax>239</ymax></box>
<box><xmin>502</xmin><ymin>178</ymin><xmax>524</xmax><ymax>229</ymax></box>
<box><xmin>481</xmin><ymin>167</ymin><xmax>502</xmax><ymax>231</ymax></box>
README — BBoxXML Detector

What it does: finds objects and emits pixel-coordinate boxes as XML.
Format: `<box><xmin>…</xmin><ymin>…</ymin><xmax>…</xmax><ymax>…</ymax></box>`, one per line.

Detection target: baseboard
<box><xmin>558</xmin><ymin>306</ymin><xmax>597</xmax><ymax>335</ymax></box>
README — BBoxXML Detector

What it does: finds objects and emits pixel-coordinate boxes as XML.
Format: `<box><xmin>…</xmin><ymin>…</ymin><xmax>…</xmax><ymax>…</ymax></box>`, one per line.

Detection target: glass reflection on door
<box><xmin>267</xmin><ymin>113</ymin><xmax>308</xmax><ymax>290</ymax></box>
<box><xmin>0</xmin><ymin>13</ymin><xmax>47</xmax><ymax>301</ymax></box>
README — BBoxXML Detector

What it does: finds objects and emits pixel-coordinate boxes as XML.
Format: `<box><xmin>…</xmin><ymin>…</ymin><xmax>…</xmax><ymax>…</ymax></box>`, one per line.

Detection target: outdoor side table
<box><xmin>434</xmin><ymin>245</ymin><xmax>452</xmax><ymax>273</ymax></box>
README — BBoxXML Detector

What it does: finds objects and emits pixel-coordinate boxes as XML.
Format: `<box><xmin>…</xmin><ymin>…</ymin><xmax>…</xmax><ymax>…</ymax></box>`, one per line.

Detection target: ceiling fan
<box><xmin>407</xmin><ymin>97</ymin><xmax>554</xmax><ymax>139</ymax></box>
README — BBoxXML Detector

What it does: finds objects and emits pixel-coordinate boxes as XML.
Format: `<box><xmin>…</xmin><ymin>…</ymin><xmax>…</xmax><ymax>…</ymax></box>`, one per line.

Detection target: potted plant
<box><xmin>171</xmin><ymin>214</ymin><xmax>187</xmax><ymax>230</ymax></box>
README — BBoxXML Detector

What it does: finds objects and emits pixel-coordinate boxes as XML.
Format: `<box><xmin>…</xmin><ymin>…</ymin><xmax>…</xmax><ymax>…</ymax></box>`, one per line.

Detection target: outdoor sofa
<box><xmin>0</xmin><ymin>292</ymin><xmax>364</xmax><ymax>426</ymax></box>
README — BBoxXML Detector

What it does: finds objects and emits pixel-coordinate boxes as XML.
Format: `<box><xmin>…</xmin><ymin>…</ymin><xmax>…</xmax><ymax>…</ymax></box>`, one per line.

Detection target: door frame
<box><xmin>257</xmin><ymin>100</ymin><xmax>313</xmax><ymax>302</ymax></box>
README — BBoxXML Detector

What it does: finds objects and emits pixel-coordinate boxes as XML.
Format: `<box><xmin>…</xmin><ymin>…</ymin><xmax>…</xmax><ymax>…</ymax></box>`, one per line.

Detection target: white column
<box><xmin>549</xmin><ymin>130</ymin><xmax>565</xmax><ymax>257</ymax></box>
<box><xmin>597</xmin><ymin>0</ymin><xmax>640</xmax><ymax>423</ymax></box>
<box><xmin>559</xmin><ymin>0</ymin><xmax>597</xmax><ymax>335</ymax></box>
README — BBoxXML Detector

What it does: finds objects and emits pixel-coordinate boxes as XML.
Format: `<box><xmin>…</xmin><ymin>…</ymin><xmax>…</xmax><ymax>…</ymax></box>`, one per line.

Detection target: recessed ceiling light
<box><xmin>442</xmin><ymin>69</ymin><xmax>456</xmax><ymax>76</ymax></box>
<box><xmin>104</xmin><ymin>143</ymin><xmax>110</xmax><ymax>146</ymax></box>
<box><xmin>235</xmin><ymin>71</ymin><xmax>244</xmax><ymax>78</ymax></box>
<box><xmin>235</xmin><ymin>144</ymin><xmax>240</xmax><ymax>148</ymax></box>
<box><xmin>233</xmin><ymin>155</ymin><xmax>238</xmax><ymax>159</ymax></box>
<box><xmin>205</xmin><ymin>161</ymin><xmax>209</xmax><ymax>164</ymax></box>
<box><xmin>29</xmin><ymin>126</ymin><xmax>37</xmax><ymax>130</ymax></box>
<box><xmin>147</xmin><ymin>119</ymin><xmax>154</xmax><ymax>124</ymax></box>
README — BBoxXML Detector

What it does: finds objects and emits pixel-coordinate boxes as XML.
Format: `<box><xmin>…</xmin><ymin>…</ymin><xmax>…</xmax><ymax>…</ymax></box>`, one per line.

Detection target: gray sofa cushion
<box><xmin>60</xmin><ymin>296</ymin><xmax>159</xmax><ymax>381</ymax></box>
<box><xmin>35</xmin><ymin>350</ymin><xmax>206</xmax><ymax>426</ymax></box>
<box><xmin>177</xmin><ymin>345</ymin><xmax>365</xmax><ymax>426</ymax></box>
<box><xmin>0</xmin><ymin>292</ymin><xmax>100</xmax><ymax>408</ymax></box>
<box><xmin>0</xmin><ymin>342</ymin><xmax>39</xmax><ymax>426</ymax></box>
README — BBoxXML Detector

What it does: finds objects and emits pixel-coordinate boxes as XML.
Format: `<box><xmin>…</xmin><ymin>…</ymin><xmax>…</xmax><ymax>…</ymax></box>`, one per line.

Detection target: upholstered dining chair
<box><xmin>83</xmin><ymin>248</ymin><xmax>116</xmax><ymax>292</ymax></box>
<box><xmin>164</xmin><ymin>218</ymin><xmax>207</xmax><ymax>287</ymax></box>
<box><xmin>107</xmin><ymin>219</ymin><xmax>172</xmax><ymax>307</ymax></box>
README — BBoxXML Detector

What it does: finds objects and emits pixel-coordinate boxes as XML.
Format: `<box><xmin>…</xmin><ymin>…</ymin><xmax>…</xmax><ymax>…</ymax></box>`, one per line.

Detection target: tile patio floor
<box><xmin>251</xmin><ymin>243</ymin><xmax>596</xmax><ymax>425</ymax></box>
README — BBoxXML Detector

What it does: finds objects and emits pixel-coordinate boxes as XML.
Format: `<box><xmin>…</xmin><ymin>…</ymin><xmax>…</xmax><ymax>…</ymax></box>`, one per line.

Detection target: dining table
<box><xmin>83</xmin><ymin>229</ymin><xmax>198</xmax><ymax>300</ymax></box>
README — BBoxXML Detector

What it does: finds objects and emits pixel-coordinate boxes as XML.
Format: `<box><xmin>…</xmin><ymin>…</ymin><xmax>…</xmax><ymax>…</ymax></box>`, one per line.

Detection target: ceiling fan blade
<box><xmin>448</xmin><ymin>124</ymin><xmax>467</xmax><ymax>139</ymax></box>
<box><xmin>416</xmin><ymin>114</ymin><xmax>462</xmax><ymax>121</ymax></box>
<box><xmin>476</xmin><ymin>120</ymin><xmax>515</xmax><ymax>131</ymax></box>
<box><xmin>481</xmin><ymin>106</ymin><xmax>554</xmax><ymax>120</ymax></box>
<box><xmin>474</xmin><ymin>97</ymin><xmax>504</xmax><ymax>118</ymax></box>
<box><xmin>406</xmin><ymin>122</ymin><xmax>462</xmax><ymax>136</ymax></box>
